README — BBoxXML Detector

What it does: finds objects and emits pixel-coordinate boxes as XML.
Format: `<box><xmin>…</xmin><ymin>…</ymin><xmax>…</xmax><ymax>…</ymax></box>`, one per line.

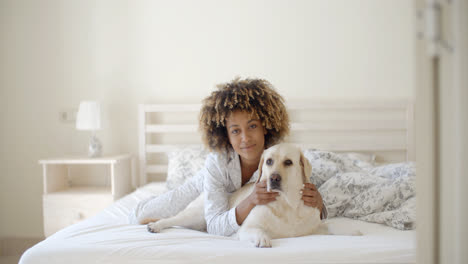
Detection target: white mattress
<box><xmin>20</xmin><ymin>182</ymin><xmax>416</xmax><ymax>264</ymax></box>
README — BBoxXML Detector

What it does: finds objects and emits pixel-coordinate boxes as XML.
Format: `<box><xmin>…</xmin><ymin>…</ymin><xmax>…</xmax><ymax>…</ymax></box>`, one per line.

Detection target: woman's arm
<box><xmin>301</xmin><ymin>182</ymin><xmax>327</xmax><ymax>219</ymax></box>
<box><xmin>235</xmin><ymin>180</ymin><xmax>278</xmax><ymax>225</ymax></box>
<box><xmin>128</xmin><ymin>171</ymin><xmax>204</xmax><ymax>225</ymax></box>
<box><xmin>203</xmin><ymin>154</ymin><xmax>242</xmax><ymax>236</ymax></box>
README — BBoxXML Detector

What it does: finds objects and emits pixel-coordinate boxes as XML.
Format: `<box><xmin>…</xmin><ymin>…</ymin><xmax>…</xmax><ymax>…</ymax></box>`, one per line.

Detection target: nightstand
<box><xmin>39</xmin><ymin>154</ymin><xmax>134</xmax><ymax>237</ymax></box>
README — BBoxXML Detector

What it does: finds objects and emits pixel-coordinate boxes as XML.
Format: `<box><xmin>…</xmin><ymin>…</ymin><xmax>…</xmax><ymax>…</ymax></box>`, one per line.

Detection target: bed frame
<box><xmin>138</xmin><ymin>100</ymin><xmax>414</xmax><ymax>186</ymax></box>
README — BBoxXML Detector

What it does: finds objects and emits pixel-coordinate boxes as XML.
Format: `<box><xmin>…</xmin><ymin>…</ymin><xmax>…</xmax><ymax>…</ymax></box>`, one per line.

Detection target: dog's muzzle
<box><xmin>269</xmin><ymin>172</ymin><xmax>282</xmax><ymax>191</ymax></box>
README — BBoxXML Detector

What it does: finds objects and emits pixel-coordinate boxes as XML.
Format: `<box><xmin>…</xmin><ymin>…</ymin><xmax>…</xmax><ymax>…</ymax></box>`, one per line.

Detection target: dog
<box><xmin>147</xmin><ymin>143</ymin><xmax>360</xmax><ymax>247</ymax></box>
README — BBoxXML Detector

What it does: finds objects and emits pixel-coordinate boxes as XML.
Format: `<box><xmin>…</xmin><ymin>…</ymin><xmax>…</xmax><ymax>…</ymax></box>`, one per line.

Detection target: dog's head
<box><xmin>257</xmin><ymin>143</ymin><xmax>312</xmax><ymax>199</ymax></box>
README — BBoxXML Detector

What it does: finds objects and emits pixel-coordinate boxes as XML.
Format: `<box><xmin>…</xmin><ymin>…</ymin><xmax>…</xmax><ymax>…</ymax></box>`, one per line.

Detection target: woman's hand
<box><xmin>301</xmin><ymin>183</ymin><xmax>324</xmax><ymax>213</ymax></box>
<box><xmin>236</xmin><ymin>180</ymin><xmax>279</xmax><ymax>225</ymax></box>
<box><xmin>248</xmin><ymin>180</ymin><xmax>279</xmax><ymax>206</ymax></box>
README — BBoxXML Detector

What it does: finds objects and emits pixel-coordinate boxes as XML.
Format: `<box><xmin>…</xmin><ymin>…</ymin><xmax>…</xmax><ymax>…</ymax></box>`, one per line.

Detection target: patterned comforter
<box><xmin>304</xmin><ymin>150</ymin><xmax>416</xmax><ymax>230</ymax></box>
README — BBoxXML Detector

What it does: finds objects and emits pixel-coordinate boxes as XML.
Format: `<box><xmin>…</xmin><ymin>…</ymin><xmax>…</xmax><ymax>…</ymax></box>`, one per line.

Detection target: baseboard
<box><xmin>0</xmin><ymin>237</ymin><xmax>43</xmax><ymax>256</ymax></box>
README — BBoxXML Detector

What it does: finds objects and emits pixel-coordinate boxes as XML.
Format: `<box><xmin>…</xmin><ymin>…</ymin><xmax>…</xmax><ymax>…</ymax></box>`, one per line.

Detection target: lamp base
<box><xmin>88</xmin><ymin>134</ymin><xmax>102</xmax><ymax>158</ymax></box>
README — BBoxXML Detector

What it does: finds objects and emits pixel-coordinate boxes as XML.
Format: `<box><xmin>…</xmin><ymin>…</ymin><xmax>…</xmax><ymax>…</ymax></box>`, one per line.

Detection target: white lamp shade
<box><xmin>76</xmin><ymin>101</ymin><xmax>101</xmax><ymax>130</ymax></box>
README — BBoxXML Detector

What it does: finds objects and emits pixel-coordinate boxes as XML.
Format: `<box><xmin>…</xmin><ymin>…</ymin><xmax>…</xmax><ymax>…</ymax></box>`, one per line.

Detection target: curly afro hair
<box><xmin>199</xmin><ymin>77</ymin><xmax>290</xmax><ymax>153</ymax></box>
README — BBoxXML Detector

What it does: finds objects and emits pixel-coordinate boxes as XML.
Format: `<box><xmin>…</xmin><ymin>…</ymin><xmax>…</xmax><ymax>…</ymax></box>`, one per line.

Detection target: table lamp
<box><xmin>76</xmin><ymin>101</ymin><xmax>102</xmax><ymax>157</ymax></box>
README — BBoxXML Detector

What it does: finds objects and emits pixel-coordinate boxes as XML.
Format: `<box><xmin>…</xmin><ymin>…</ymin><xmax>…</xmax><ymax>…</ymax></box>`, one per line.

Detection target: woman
<box><xmin>130</xmin><ymin>77</ymin><xmax>326</xmax><ymax>236</ymax></box>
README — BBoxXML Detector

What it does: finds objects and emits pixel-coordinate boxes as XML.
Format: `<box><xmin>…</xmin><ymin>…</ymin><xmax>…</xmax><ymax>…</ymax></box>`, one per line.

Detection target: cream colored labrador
<box><xmin>147</xmin><ymin>143</ymin><xmax>359</xmax><ymax>247</ymax></box>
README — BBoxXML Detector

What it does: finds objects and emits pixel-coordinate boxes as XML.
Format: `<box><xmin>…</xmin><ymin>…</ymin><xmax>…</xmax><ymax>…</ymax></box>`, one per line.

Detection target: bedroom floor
<box><xmin>0</xmin><ymin>255</ymin><xmax>21</xmax><ymax>264</ymax></box>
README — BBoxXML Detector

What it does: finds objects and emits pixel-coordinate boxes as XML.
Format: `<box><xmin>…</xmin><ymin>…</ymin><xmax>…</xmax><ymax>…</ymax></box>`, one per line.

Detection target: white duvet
<box><xmin>21</xmin><ymin>182</ymin><xmax>415</xmax><ymax>264</ymax></box>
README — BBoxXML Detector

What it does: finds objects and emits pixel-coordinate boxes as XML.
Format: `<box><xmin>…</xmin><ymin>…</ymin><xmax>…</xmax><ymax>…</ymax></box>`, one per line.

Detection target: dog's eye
<box><xmin>266</xmin><ymin>158</ymin><xmax>273</xmax><ymax>165</ymax></box>
<box><xmin>284</xmin><ymin>159</ymin><xmax>293</xmax><ymax>166</ymax></box>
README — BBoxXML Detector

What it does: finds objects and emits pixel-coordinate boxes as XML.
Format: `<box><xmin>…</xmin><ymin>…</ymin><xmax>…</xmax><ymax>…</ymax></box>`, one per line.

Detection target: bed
<box><xmin>20</xmin><ymin>101</ymin><xmax>416</xmax><ymax>264</ymax></box>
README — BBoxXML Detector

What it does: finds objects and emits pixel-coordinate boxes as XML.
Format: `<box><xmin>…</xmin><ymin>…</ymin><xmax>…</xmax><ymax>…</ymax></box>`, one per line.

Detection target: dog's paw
<box><xmin>252</xmin><ymin>234</ymin><xmax>272</xmax><ymax>248</ymax></box>
<box><xmin>147</xmin><ymin>222</ymin><xmax>163</xmax><ymax>233</ymax></box>
<box><xmin>351</xmin><ymin>230</ymin><xmax>363</xmax><ymax>236</ymax></box>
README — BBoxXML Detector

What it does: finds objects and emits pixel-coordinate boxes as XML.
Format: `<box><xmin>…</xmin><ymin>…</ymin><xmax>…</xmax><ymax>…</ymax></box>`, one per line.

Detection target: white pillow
<box><xmin>166</xmin><ymin>146</ymin><xmax>209</xmax><ymax>190</ymax></box>
<box><xmin>303</xmin><ymin>149</ymin><xmax>375</xmax><ymax>188</ymax></box>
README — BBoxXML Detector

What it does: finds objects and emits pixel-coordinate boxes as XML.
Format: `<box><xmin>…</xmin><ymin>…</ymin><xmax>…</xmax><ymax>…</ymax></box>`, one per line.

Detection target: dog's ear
<box><xmin>300</xmin><ymin>152</ymin><xmax>312</xmax><ymax>184</ymax></box>
<box><xmin>256</xmin><ymin>153</ymin><xmax>265</xmax><ymax>184</ymax></box>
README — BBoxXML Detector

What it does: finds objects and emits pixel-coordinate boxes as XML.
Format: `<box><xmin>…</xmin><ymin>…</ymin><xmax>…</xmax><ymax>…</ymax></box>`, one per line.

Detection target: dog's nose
<box><xmin>270</xmin><ymin>173</ymin><xmax>281</xmax><ymax>182</ymax></box>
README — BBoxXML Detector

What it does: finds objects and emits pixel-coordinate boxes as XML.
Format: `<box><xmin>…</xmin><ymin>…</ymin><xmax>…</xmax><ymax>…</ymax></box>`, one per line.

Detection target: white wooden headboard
<box><xmin>138</xmin><ymin>100</ymin><xmax>414</xmax><ymax>186</ymax></box>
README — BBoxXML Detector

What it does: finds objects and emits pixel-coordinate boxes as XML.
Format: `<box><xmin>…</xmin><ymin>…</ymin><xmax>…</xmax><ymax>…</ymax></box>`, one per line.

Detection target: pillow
<box><xmin>302</xmin><ymin>149</ymin><xmax>375</xmax><ymax>188</ymax></box>
<box><xmin>368</xmin><ymin>162</ymin><xmax>416</xmax><ymax>180</ymax></box>
<box><xmin>166</xmin><ymin>145</ymin><xmax>209</xmax><ymax>190</ymax></box>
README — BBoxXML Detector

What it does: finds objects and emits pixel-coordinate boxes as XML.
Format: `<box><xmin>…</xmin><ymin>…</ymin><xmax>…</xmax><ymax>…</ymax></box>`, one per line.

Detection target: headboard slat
<box><xmin>290</xmin><ymin>120</ymin><xmax>406</xmax><ymax>131</ymax></box>
<box><xmin>146</xmin><ymin>125</ymin><xmax>198</xmax><ymax>133</ymax></box>
<box><xmin>146</xmin><ymin>144</ymin><xmax>202</xmax><ymax>153</ymax></box>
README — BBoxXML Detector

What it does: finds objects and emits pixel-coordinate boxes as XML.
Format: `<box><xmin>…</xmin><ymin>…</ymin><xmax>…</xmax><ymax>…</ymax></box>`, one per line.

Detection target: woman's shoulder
<box><xmin>206</xmin><ymin>149</ymin><xmax>236</xmax><ymax>166</ymax></box>
<box><xmin>204</xmin><ymin>149</ymin><xmax>239</xmax><ymax>189</ymax></box>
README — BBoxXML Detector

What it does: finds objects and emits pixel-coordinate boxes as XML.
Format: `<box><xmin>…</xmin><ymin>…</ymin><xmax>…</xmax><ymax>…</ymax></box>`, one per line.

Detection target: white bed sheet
<box><xmin>20</xmin><ymin>182</ymin><xmax>416</xmax><ymax>264</ymax></box>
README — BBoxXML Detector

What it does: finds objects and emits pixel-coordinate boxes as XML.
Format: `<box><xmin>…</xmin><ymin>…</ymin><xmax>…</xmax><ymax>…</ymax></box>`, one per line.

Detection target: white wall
<box><xmin>0</xmin><ymin>0</ymin><xmax>414</xmax><ymax>238</ymax></box>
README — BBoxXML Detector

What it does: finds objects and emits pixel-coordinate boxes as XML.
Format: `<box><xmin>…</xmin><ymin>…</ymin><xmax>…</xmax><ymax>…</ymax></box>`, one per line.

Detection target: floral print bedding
<box><xmin>304</xmin><ymin>149</ymin><xmax>416</xmax><ymax>230</ymax></box>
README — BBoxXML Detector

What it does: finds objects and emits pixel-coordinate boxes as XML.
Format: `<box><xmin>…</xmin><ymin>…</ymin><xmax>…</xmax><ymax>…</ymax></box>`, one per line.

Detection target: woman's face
<box><xmin>226</xmin><ymin>111</ymin><xmax>266</xmax><ymax>165</ymax></box>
